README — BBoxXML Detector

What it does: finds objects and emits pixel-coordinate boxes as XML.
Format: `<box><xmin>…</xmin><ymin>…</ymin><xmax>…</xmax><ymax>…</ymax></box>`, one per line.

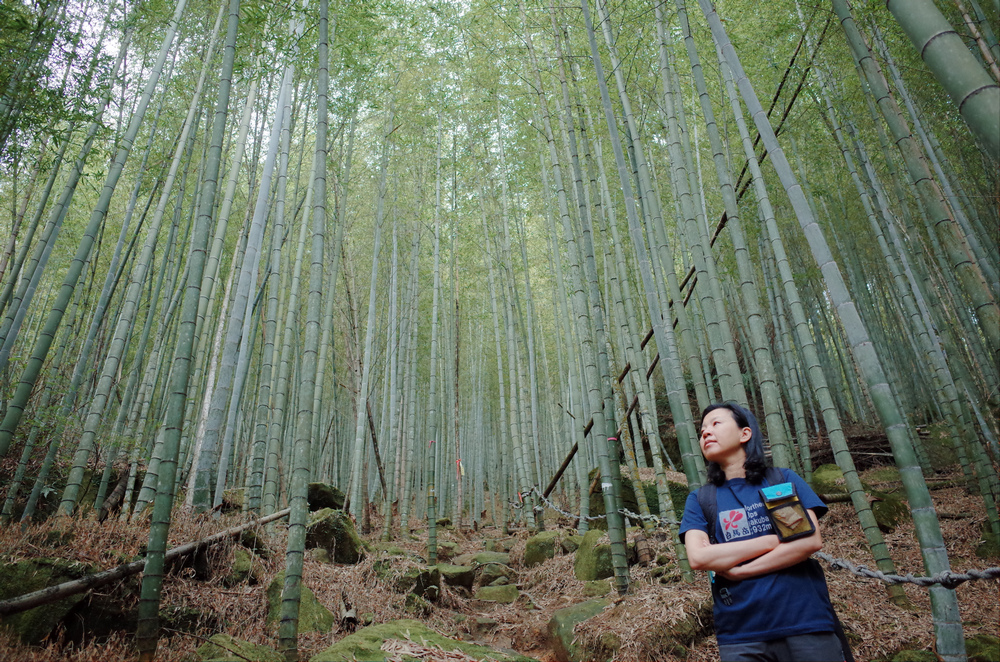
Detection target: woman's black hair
<box><xmin>701</xmin><ymin>402</ymin><xmax>769</xmax><ymax>486</ymax></box>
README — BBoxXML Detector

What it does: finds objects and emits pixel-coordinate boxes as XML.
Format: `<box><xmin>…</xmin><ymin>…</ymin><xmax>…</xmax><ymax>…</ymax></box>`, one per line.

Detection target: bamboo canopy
<box><xmin>0</xmin><ymin>0</ymin><xmax>996</xmax><ymax>660</ymax></box>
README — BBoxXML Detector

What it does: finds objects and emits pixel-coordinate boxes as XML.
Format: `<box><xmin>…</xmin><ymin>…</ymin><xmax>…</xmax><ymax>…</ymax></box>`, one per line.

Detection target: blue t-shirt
<box><xmin>679</xmin><ymin>468</ymin><xmax>836</xmax><ymax>645</ymax></box>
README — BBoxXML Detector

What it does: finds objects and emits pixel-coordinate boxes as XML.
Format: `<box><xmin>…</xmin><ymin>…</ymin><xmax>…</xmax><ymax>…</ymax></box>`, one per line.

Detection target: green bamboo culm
<box><xmin>700</xmin><ymin>0</ymin><xmax>967</xmax><ymax>658</ymax></box>
<box><xmin>885</xmin><ymin>0</ymin><xmax>1000</xmax><ymax>161</ymax></box>
<box><xmin>832</xmin><ymin>0</ymin><xmax>1000</xmax><ymax>359</ymax></box>
<box><xmin>136</xmin><ymin>0</ymin><xmax>241</xmax><ymax>658</ymax></box>
<box><xmin>278</xmin><ymin>1</ymin><xmax>329</xmax><ymax>655</ymax></box>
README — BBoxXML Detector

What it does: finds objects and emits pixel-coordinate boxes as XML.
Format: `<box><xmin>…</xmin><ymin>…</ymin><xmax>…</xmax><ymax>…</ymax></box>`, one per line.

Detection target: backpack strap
<box><xmin>765</xmin><ymin>466</ymin><xmax>784</xmax><ymax>485</ymax></box>
<box><xmin>696</xmin><ymin>483</ymin><xmax>719</xmax><ymax>544</ymax></box>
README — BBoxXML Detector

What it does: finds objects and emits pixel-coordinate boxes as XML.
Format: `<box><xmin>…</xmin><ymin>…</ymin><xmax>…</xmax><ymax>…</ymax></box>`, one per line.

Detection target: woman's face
<box><xmin>699</xmin><ymin>408</ymin><xmax>752</xmax><ymax>464</ymax></box>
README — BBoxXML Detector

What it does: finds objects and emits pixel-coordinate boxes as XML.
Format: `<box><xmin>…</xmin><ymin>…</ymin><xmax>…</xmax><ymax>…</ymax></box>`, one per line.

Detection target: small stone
<box><xmin>489</xmin><ymin>576</ymin><xmax>510</xmax><ymax>586</ymax></box>
<box><xmin>0</xmin><ymin>558</ymin><xmax>93</xmax><ymax>644</ymax></box>
<box><xmin>870</xmin><ymin>491</ymin><xmax>910</xmax><ymax>533</ymax></box>
<box><xmin>475</xmin><ymin>585</ymin><xmax>520</xmax><ymax>603</ymax></box>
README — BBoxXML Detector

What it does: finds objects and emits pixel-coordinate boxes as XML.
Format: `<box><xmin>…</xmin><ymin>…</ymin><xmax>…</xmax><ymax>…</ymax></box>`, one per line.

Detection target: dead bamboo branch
<box><xmin>0</xmin><ymin>507</ymin><xmax>291</xmax><ymax>617</ymax></box>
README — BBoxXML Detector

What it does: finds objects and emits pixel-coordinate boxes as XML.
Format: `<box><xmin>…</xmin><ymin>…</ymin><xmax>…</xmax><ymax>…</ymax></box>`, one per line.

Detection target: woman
<box><xmin>679</xmin><ymin>402</ymin><xmax>846</xmax><ymax>662</ymax></box>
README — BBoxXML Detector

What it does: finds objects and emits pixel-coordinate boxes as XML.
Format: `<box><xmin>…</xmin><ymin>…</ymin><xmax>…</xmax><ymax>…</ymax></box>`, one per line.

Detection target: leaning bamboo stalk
<box><xmin>0</xmin><ymin>508</ymin><xmax>290</xmax><ymax>618</ymax></box>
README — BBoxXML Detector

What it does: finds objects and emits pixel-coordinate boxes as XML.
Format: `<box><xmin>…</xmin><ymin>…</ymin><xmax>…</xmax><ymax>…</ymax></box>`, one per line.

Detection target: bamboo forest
<box><xmin>0</xmin><ymin>0</ymin><xmax>997</xmax><ymax>660</ymax></box>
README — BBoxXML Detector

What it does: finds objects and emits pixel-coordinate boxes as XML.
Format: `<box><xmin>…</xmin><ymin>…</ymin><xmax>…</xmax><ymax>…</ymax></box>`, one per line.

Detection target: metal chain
<box><xmin>511</xmin><ymin>486</ymin><xmax>679</xmax><ymax>527</ymax></box>
<box><xmin>509</xmin><ymin>488</ymin><xmax>1000</xmax><ymax>588</ymax></box>
<box><xmin>816</xmin><ymin>552</ymin><xmax>1000</xmax><ymax>589</ymax></box>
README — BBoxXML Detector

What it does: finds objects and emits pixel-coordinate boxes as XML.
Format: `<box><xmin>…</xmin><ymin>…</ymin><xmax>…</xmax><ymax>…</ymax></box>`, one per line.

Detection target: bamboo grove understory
<box><xmin>0</xmin><ymin>0</ymin><xmax>997</xmax><ymax>659</ymax></box>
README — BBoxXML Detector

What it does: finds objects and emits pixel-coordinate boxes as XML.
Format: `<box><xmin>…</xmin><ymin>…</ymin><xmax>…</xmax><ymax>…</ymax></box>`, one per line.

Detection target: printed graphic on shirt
<box><xmin>718</xmin><ymin>502</ymin><xmax>773</xmax><ymax>541</ymax></box>
<box><xmin>719</xmin><ymin>508</ymin><xmax>748</xmax><ymax>539</ymax></box>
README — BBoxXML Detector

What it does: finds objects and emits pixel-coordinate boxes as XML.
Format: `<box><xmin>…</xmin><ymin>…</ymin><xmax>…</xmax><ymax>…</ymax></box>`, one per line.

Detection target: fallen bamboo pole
<box><xmin>0</xmin><ymin>507</ymin><xmax>291</xmax><ymax>617</ymax></box>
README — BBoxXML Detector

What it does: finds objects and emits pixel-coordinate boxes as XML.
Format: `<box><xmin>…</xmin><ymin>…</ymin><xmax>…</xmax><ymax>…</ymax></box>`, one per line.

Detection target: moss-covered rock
<box><xmin>472</xmin><ymin>551</ymin><xmax>510</xmax><ymax>566</ymax></box>
<box><xmin>474</xmin><ymin>584</ymin><xmax>519</xmax><ymax>603</ymax></box>
<box><xmin>547</xmin><ymin>598</ymin><xmax>610</xmax><ymax>662</ymax></box>
<box><xmin>864</xmin><ymin>466</ymin><xmax>901</xmax><ymax>484</ymax></box>
<box><xmin>307</xmin><ymin>483</ymin><xmax>346</xmax><ymax>511</ymax></box>
<box><xmin>372</xmin><ymin>543</ymin><xmax>419</xmax><ymax>559</ymax></box>
<box><xmin>224</xmin><ymin>548</ymin><xmax>262</xmax><ymax>587</ymax></box>
<box><xmin>0</xmin><ymin>557</ymin><xmax>94</xmax><ymax>644</ymax></box>
<box><xmin>265</xmin><ymin>571</ymin><xmax>334</xmax><ymax>634</ymax></box>
<box><xmin>197</xmin><ymin>633</ymin><xmax>282</xmax><ymax>661</ymax></box>
<box><xmin>220</xmin><ymin>489</ymin><xmax>243</xmax><ymax>514</ymax></box>
<box><xmin>975</xmin><ymin>523</ymin><xmax>1000</xmax><ymax>560</ymax></box>
<box><xmin>470</xmin><ymin>617</ymin><xmax>498</xmax><ymax>635</ymax></box>
<box><xmin>574</xmin><ymin>530</ymin><xmax>613</xmax><ymax>581</ymax></box>
<box><xmin>239</xmin><ymin>528</ymin><xmax>272</xmax><ymax>559</ymax></box>
<box><xmin>161</xmin><ymin>604</ymin><xmax>221</xmax><ymax>635</ymax></box>
<box><xmin>306</xmin><ymin>508</ymin><xmax>364</xmax><ymax>564</ymax></box>
<box><xmin>582</xmin><ymin>580</ymin><xmax>611</xmax><ymax>597</ymax></box>
<box><xmin>478</xmin><ymin>561</ymin><xmax>515</xmax><ymax>587</ymax></box>
<box><xmin>920</xmin><ymin>423</ymin><xmax>958</xmax><ymax>469</ymax></box>
<box><xmin>403</xmin><ymin>593</ymin><xmax>432</xmax><ymax>616</ymax></box>
<box><xmin>394</xmin><ymin>566</ymin><xmax>440</xmax><ymax>600</ymax></box>
<box><xmin>309</xmin><ymin>619</ymin><xmax>539</xmax><ymax>661</ymax></box>
<box><xmin>561</xmin><ymin>535</ymin><xmax>583</xmax><ymax>554</ymax></box>
<box><xmin>308</xmin><ymin>548</ymin><xmax>332</xmax><ymax>564</ymax></box>
<box><xmin>966</xmin><ymin>633</ymin><xmax>1000</xmax><ymax>662</ymax></box>
<box><xmin>524</xmin><ymin>531</ymin><xmax>559</xmax><ymax>568</ymax></box>
<box><xmin>436</xmin><ymin>540</ymin><xmax>459</xmax><ymax>561</ymax></box>
<box><xmin>810</xmin><ymin>464</ymin><xmax>846</xmax><ymax>494</ymax></box>
<box><xmin>436</xmin><ymin>517</ymin><xmax>453</xmax><ymax>528</ymax></box>
<box><xmin>484</xmin><ymin>538</ymin><xmax>514</xmax><ymax>552</ymax></box>
<box><xmin>870</xmin><ymin>491</ymin><xmax>910</xmax><ymax>533</ymax></box>
<box><xmin>437</xmin><ymin>563</ymin><xmax>476</xmax><ymax>589</ymax></box>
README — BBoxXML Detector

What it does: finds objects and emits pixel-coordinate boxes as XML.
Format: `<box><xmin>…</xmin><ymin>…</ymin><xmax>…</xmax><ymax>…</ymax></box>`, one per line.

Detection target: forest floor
<box><xmin>0</xmin><ymin>463</ymin><xmax>997</xmax><ymax>662</ymax></box>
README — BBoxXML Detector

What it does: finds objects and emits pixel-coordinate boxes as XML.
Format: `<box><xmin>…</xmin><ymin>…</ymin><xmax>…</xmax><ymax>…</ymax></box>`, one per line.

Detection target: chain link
<box><xmin>508</xmin><ymin>488</ymin><xmax>1000</xmax><ymax>588</ymax></box>
<box><xmin>816</xmin><ymin>552</ymin><xmax>1000</xmax><ymax>589</ymax></box>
